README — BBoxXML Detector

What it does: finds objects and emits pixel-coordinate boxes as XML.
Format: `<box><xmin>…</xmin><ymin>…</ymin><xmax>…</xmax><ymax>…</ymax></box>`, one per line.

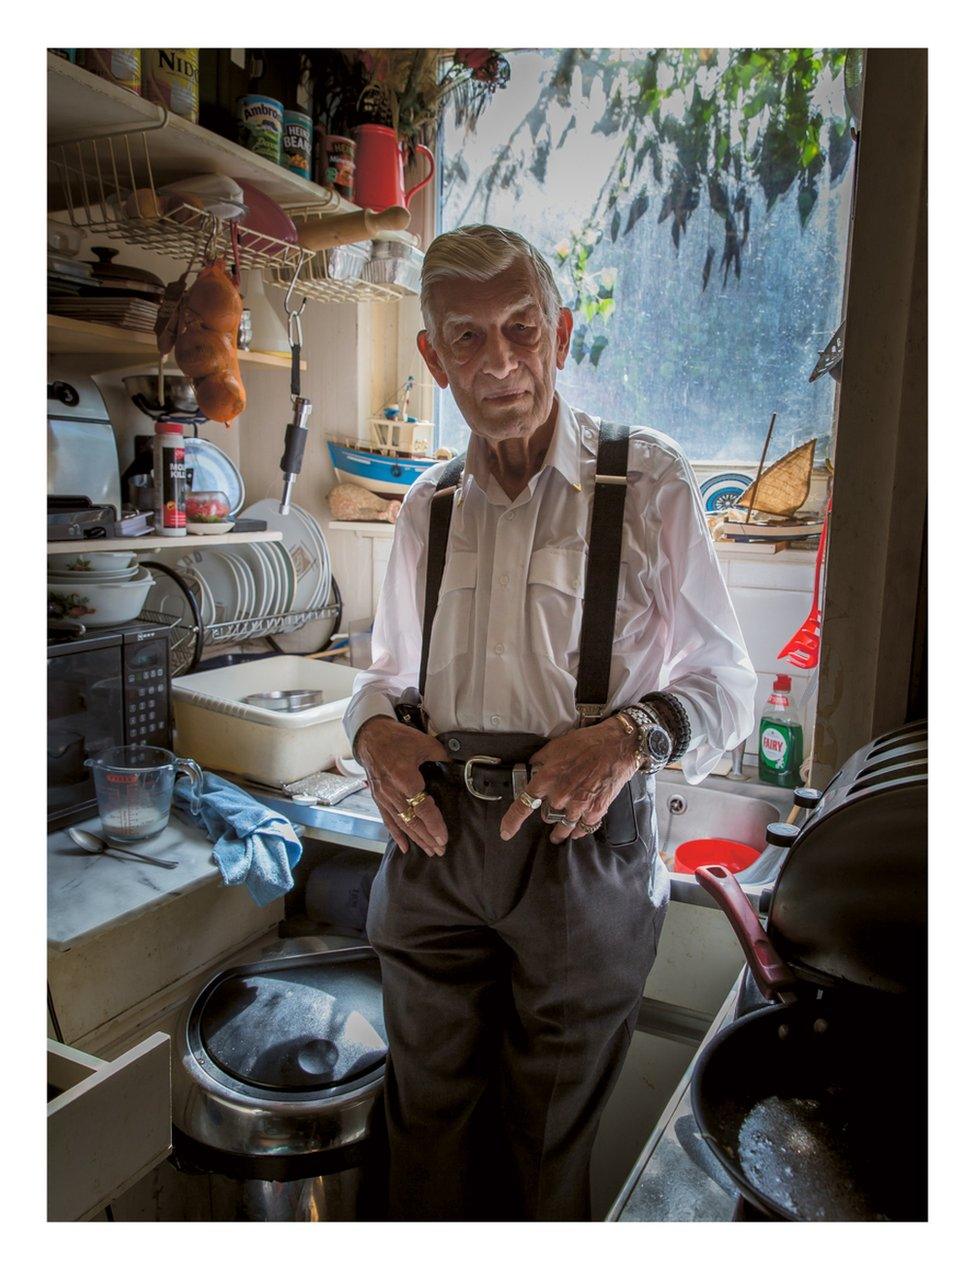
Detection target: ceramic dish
<box><xmin>54</xmin><ymin>551</ymin><xmax>137</xmax><ymax>573</ymax></box>
<box><xmin>187</xmin><ymin>521</ymin><xmax>236</xmax><ymax>536</ymax></box>
<box><xmin>240</xmin><ymin>500</ymin><xmax>324</xmax><ymax>619</ymax></box>
<box><xmin>48</xmin><ymin>567</ymin><xmax>154</xmax><ymax>627</ymax></box>
<box><xmin>48</xmin><ymin>566</ymin><xmax>139</xmax><ymax>584</ymax></box>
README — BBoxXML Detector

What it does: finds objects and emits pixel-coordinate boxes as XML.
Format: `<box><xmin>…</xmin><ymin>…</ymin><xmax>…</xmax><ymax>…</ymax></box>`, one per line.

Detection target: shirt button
<box><xmin>498</xmin><ymin>573</ymin><xmax>510</xmax><ymax>586</ymax></box>
<box><xmin>494</xmin><ymin>642</ymin><xmax>505</xmax><ymax>654</ymax></box>
<box><xmin>490</xmin><ymin>714</ymin><xmax>501</xmax><ymax>727</ymax></box>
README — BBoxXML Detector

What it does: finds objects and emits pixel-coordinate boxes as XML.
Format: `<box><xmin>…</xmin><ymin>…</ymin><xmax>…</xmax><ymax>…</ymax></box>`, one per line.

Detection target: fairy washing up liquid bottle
<box><xmin>758</xmin><ymin>674</ymin><xmax>804</xmax><ymax>787</ymax></box>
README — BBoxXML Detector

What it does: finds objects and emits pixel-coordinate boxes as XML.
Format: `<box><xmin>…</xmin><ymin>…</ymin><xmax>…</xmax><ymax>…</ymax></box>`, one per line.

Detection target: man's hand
<box><xmin>499</xmin><ymin>716</ymin><xmax>640</xmax><ymax>843</ymax></box>
<box><xmin>355</xmin><ymin>717</ymin><xmax>451</xmax><ymax>857</ymax></box>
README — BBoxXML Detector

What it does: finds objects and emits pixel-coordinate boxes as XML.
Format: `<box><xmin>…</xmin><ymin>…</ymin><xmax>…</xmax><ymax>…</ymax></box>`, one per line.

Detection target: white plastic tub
<box><xmin>172</xmin><ymin>656</ymin><xmax>360</xmax><ymax>785</ymax></box>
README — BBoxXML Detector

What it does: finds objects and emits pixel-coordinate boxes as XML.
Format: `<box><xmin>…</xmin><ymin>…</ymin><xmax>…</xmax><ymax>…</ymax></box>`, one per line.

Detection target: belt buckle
<box><xmin>463</xmin><ymin>755</ymin><xmax>502</xmax><ymax>801</ymax></box>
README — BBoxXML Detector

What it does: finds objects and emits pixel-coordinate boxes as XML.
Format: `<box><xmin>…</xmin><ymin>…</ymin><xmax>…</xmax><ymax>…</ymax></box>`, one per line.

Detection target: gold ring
<box><xmin>405</xmin><ymin>790</ymin><xmax>428</xmax><ymax>809</ymax></box>
<box><xmin>578</xmin><ymin>818</ymin><xmax>602</xmax><ymax>833</ymax></box>
<box><xmin>398</xmin><ymin>806</ymin><xmax>417</xmax><ymax>824</ymax></box>
<box><xmin>517</xmin><ymin>790</ymin><xmax>542</xmax><ymax>810</ymax></box>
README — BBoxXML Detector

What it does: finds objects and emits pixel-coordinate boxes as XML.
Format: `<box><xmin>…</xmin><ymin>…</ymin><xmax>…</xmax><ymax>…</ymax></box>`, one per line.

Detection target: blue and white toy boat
<box><xmin>327</xmin><ymin>440</ymin><xmax>440</xmax><ymax>497</ymax></box>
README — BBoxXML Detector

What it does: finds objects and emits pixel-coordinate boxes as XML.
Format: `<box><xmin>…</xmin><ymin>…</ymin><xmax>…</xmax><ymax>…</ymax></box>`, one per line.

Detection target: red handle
<box><xmin>694</xmin><ymin>865</ymin><xmax>799</xmax><ymax>1001</ymax></box>
<box><xmin>404</xmin><ymin>145</ymin><xmax>435</xmax><ymax>208</ymax></box>
<box><xmin>810</xmin><ymin>497</ymin><xmax>831</xmax><ymax>606</ymax></box>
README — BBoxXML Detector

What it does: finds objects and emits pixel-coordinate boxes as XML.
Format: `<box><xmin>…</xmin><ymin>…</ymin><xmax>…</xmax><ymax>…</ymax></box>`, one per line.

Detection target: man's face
<box><xmin>417</xmin><ymin>260</ymin><xmax>573</xmax><ymax>443</ymax></box>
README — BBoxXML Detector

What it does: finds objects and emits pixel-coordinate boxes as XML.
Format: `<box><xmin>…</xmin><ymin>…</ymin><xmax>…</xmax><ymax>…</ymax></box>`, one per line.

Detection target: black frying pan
<box><xmin>692</xmin><ymin>865</ymin><xmax>926</xmax><ymax>1222</ymax></box>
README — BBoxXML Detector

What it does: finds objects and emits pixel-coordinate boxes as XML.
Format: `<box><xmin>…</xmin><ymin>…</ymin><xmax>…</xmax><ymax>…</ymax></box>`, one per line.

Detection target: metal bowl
<box><xmin>242</xmin><ymin>690</ymin><xmax>324</xmax><ymax>713</ymax></box>
<box><xmin>123</xmin><ymin>374</ymin><xmax>200</xmax><ymax>418</ymax></box>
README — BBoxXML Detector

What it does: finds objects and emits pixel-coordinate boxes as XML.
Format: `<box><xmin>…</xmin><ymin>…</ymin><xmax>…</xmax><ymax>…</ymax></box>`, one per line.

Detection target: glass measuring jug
<box><xmin>85</xmin><ymin>744</ymin><xmax>202</xmax><ymax>843</ymax></box>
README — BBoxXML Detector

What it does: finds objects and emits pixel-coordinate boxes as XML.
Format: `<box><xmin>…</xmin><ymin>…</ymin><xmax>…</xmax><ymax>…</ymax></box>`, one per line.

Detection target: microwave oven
<box><xmin>48</xmin><ymin>622</ymin><xmax>173</xmax><ymax>830</ymax></box>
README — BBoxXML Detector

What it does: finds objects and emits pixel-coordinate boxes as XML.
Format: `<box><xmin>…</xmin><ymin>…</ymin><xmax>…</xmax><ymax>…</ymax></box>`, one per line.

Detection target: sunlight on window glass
<box><xmin>438</xmin><ymin>49</ymin><xmax>855</xmax><ymax>464</ymax></box>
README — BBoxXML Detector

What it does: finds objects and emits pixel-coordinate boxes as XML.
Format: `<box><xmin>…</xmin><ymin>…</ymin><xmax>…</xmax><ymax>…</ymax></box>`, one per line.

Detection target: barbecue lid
<box><xmin>196</xmin><ymin>952</ymin><xmax>387</xmax><ymax>1093</ymax></box>
<box><xmin>768</xmin><ymin>720</ymin><xmax>926</xmax><ymax>995</ymax></box>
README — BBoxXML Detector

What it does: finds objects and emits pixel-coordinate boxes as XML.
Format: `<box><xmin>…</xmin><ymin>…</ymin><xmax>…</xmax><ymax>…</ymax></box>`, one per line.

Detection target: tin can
<box><xmin>142</xmin><ymin>49</ymin><xmax>199</xmax><ymax>122</ymax></box>
<box><xmin>81</xmin><ymin>49</ymin><xmax>142</xmax><ymax>94</ymax></box>
<box><xmin>237</xmin><ymin>95</ymin><xmax>284</xmax><ymax>164</ymax></box>
<box><xmin>315</xmin><ymin>130</ymin><xmax>356</xmax><ymax>198</ymax></box>
<box><xmin>281</xmin><ymin>110</ymin><xmax>313</xmax><ymax>179</ymax></box>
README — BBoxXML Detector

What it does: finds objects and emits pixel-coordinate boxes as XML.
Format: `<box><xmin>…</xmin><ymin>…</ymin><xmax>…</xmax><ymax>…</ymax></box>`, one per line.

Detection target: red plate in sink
<box><xmin>674</xmin><ymin>837</ymin><xmax>760</xmax><ymax>875</ymax></box>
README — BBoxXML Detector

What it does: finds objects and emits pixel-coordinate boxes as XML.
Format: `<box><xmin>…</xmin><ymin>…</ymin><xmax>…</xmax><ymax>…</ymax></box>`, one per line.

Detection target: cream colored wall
<box><xmin>47</xmin><ymin>230</ymin><xmax>415</xmax><ymax>532</ymax></box>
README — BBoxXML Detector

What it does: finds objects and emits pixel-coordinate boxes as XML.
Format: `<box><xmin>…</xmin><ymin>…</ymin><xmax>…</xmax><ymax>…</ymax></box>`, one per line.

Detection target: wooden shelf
<box><xmin>48</xmin><ymin>531</ymin><xmax>283</xmax><ymax>555</ymax></box>
<box><xmin>48</xmin><ymin>54</ymin><xmax>337</xmax><ymax>210</ymax></box>
<box><xmin>48</xmin><ymin>315</ymin><xmax>303</xmax><ymax>369</ymax></box>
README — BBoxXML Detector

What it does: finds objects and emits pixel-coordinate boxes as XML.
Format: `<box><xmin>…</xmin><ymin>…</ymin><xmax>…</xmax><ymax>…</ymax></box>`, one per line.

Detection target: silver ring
<box><xmin>541</xmin><ymin>798</ymin><xmax>576</xmax><ymax>827</ymax></box>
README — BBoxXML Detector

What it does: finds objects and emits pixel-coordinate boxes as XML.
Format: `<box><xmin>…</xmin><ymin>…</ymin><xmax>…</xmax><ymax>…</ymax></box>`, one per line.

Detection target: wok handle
<box><xmin>695</xmin><ymin>864</ymin><xmax>800</xmax><ymax>1001</ymax></box>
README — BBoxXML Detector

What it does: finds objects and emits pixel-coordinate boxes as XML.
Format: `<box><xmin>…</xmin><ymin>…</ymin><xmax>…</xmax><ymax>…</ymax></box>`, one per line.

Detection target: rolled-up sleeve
<box><xmin>341</xmin><ymin>476</ymin><xmax>437</xmax><ymax>750</ymax></box>
<box><xmin>646</xmin><ymin>451</ymin><xmax>758</xmax><ymax>782</ymax></box>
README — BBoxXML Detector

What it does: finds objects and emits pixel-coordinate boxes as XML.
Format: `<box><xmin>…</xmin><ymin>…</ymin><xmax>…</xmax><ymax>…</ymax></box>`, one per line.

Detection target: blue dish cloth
<box><xmin>173</xmin><ymin>771</ymin><xmax>302</xmax><ymax>907</ymax></box>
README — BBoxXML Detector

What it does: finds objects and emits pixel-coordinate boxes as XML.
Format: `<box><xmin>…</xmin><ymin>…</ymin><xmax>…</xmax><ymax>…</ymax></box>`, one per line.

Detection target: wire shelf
<box><xmin>50</xmin><ymin>129</ymin><xmax>311</xmax><ymax>280</ymax></box>
<box><xmin>49</xmin><ymin>127</ymin><xmax>413</xmax><ymax>305</ymax></box>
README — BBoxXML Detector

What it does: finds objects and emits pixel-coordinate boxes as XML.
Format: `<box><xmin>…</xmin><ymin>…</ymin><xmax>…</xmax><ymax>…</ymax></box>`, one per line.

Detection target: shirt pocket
<box><xmin>526</xmin><ymin>546</ymin><xmax>586</xmax><ymax>669</ymax></box>
<box><xmin>426</xmin><ymin>551</ymin><xmax>478</xmax><ymax>675</ymax></box>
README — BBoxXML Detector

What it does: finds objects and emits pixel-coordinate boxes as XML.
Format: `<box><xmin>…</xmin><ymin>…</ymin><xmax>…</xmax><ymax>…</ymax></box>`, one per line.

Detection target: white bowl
<box><xmin>48</xmin><ymin>567</ymin><xmax>154</xmax><ymax>628</ymax></box>
<box><xmin>54</xmin><ymin>552</ymin><xmax>137</xmax><ymax>573</ymax></box>
<box><xmin>48</xmin><ymin>565</ymin><xmax>139</xmax><ymax>584</ymax></box>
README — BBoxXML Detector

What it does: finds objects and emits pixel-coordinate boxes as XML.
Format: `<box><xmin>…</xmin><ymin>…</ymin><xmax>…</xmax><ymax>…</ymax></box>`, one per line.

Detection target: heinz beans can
<box><xmin>142</xmin><ymin>49</ymin><xmax>199</xmax><ymax>122</ymax></box>
<box><xmin>281</xmin><ymin>111</ymin><xmax>313</xmax><ymax>179</ymax></box>
<box><xmin>237</xmin><ymin>95</ymin><xmax>284</xmax><ymax>164</ymax></box>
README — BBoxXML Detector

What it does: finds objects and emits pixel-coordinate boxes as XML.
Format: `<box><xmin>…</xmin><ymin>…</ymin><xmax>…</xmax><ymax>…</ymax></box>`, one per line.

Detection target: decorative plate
<box><xmin>699</xmin><ymin>472</ymin><xmax>753</xmax><ymax>513</ymax></box>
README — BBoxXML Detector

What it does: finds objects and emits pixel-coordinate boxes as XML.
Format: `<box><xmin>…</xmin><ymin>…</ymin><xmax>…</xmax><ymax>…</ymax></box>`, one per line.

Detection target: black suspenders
<box><xmin>417</xmin><ymin>423</ymin><xmax>630</xmax><ymax>722</ymax></box>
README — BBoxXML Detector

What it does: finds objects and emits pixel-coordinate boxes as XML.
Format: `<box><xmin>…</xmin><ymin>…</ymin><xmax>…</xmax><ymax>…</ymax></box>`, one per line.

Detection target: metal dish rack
<box><xmin>49</xmin><ymin>126</ymin><xmax>312</xmax><ymax>284</ymax></box>
<box><xmin>141</xmin><ymin>560</ymin><xmax>339</xmax><ymax>676</ymax></box>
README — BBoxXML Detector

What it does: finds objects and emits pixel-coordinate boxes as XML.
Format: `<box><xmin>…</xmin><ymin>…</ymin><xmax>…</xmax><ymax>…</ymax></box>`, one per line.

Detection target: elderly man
<box><xmin>344</xmin><ymin>224</ymin><xmax>756</xmax><ymax>1222</ymax></box>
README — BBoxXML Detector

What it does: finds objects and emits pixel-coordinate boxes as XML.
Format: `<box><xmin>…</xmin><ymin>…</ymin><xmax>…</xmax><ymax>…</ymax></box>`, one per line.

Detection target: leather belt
<box><xmin>437</xmin><ymin>756</ymin><xmax>533</xmax><ymax>803</ymax></box>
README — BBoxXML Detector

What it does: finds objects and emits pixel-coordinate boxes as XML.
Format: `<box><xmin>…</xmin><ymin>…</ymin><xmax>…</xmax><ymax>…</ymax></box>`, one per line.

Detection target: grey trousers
<box><xmin>366</xmin><ymin>731</ymin><xmax>669</xmax><ymax>1222</ymax></box>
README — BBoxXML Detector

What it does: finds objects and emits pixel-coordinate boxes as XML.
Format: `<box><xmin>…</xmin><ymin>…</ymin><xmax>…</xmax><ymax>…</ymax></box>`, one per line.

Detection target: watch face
<box><xmin>647</xmin><ymin>726</ymin><xmax>672</xmax><ymax>763</ymax></box>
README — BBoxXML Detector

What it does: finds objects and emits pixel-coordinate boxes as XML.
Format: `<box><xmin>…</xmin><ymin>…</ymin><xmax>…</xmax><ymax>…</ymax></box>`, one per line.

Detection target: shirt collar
<box><xmin>460</xmin><ymin>392</ymin><xmax>582</xmax><ymax>501</ymax></box>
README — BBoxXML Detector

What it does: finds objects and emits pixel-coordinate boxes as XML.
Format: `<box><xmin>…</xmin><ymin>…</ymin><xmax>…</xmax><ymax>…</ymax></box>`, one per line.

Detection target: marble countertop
<box><xmin>48</xmin><ymin>810</ymin><xmax>221</xmax><ymax>952</ymax></box>
<box><xmin>609</xmin><ymin>981</ymin><xmax>741</xmax><ymax>1221</ymax></box>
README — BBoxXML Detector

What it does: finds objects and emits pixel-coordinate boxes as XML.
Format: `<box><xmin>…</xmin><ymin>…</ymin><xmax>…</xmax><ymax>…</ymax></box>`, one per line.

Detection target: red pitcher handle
<box><xmin>694</xmin><ymin>865</ymin><xmax>800</xmax><ymax>1001</ymax></box>
<box><xmin>404</xmin><ymin>145</ymin><xmax>435</xmax><ymax>209</ymax></box>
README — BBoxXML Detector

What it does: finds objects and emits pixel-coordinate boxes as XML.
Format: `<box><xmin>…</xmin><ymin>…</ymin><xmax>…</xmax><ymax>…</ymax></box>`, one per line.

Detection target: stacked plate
<box><xmin>172</xmin><ymin>501</ymin><xmax>331</xmax><ymax>643</ymax></box>
<box><xmin>48</xmin><ymin>295</ymin><xmax>160</xmax><ymax>332</ymax></box>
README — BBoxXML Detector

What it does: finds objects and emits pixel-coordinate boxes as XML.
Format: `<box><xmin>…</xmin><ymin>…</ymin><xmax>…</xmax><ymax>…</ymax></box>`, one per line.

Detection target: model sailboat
<box><xmin>721</xmin><ymin>435</ymin><xmax>824</xmax><ymax>544</ymax></box>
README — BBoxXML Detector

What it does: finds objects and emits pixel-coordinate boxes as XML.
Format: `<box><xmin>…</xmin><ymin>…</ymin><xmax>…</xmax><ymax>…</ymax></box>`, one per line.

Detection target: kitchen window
<box><xmin>436</xmin><ymin>48</ymin><xmax>857</xmax><ymax>465</ymax></box>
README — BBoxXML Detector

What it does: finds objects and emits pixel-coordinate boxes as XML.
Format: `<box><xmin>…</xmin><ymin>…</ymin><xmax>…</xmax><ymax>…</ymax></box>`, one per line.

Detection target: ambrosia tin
<box><xmin>237</xmin><ymin>95</ymin><xmax>284</xmax><ymax>164</ymax></box>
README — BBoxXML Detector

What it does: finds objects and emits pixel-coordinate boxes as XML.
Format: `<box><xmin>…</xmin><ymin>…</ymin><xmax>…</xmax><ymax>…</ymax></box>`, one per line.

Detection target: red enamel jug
<box><xmin>353</xmin><ymin>124</ymin><xmax>434</xmax><ymax>212</ymax></box>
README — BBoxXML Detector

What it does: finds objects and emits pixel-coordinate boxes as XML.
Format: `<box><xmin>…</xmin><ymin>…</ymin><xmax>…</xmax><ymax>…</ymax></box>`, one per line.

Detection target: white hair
<box><xmin>420</xmin><ymin>224</ymin><xmax>562</xmax><ymax>338</ymax></box>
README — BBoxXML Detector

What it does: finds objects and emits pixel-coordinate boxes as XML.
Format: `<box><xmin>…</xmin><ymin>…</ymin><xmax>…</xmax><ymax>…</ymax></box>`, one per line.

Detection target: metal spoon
<box><xmin>68</xmin><ymin>826</ymin><xmax>179</xmax><ymax>869</ymax></box>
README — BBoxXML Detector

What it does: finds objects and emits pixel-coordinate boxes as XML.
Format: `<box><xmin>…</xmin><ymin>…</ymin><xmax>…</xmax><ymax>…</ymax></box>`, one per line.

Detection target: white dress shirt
<box><xmin>342</xmin><ymin>394</ymin><xmax>757</xmax><ymax>782</ymax></box>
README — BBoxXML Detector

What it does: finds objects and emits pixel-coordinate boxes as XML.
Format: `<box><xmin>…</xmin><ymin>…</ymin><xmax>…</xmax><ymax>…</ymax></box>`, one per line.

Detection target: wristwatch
<box><xmin>617</xmin><ymin>704</ymin><xmax>674</xmax><ymax>773</ymax></box>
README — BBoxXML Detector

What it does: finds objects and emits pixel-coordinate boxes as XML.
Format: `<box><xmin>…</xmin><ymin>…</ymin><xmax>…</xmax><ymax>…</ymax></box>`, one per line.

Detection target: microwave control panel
<box><xmin>122</xmin><ymin>633</ymin><xmax>171</xmax><ymax>747</ymax></box>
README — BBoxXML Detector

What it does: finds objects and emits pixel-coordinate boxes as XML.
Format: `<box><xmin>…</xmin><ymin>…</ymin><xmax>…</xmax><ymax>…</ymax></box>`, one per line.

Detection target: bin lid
<box><xmin>198</xmin><ymin>954</ymin><xmax>387</xmax><ymax>1093</ymax></box>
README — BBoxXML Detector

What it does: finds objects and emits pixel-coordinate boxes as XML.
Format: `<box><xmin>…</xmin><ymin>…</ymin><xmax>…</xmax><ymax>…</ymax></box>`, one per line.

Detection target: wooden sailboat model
<box><xmin>721</xmin><ymin>430</ymin><xmax>823</xmax><ymax>544</ymax></box>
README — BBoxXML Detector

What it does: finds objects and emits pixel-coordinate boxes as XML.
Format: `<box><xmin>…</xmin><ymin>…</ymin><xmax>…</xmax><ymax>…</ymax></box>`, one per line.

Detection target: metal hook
<box><xmin>282</xmin><ymin>258</ymin><xmax>309</xmax><ymax>321</ymax></box>
<box><xmin>203</xmin><ymin>211</ymin><xmax>220</xmax><ymax>263</ymax></box>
